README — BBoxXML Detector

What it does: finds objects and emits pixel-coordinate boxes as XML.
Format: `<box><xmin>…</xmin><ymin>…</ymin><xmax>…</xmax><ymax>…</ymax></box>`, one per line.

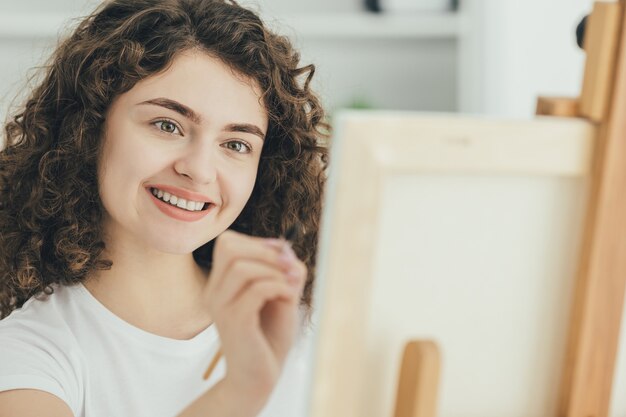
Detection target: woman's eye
<box><xmin>153</xmin><ymin>120</ymin><xmax>181</xmax><ymax>135</ymax></box>
<box><xmin>224</xmin><ymin>140</ymin><xmax>252</xmax><ymax>154</ymax></box>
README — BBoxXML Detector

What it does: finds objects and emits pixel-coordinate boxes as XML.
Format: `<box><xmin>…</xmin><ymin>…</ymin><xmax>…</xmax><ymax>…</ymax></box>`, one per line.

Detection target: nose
<box><xmin>173</xmin><ymin>139</ymin><xmax>218</xmax><ymax>185</ymax></box>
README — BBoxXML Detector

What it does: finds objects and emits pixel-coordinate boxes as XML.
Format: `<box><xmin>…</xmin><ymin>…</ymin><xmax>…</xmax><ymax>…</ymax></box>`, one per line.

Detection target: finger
<box><xmin>210</xmin><ymin>232</ymin><xmax>294</xmax><ymax>290</ymax></box>
<box><xmin>218</xmin><ymin>260</ymin><xmax>291</xmax><ymax>306</ymax></box>
<box><xmin>263</xmin><ymin>238</ymin><xmax>288</xmax><ymax>250</ymax></box>
<box><xmin>217</xmin><ymin>281</ymin><xmax>298</xmax><ymax>386</ymax></box>
<box><xmin>235</xmin><ymin>280</ymin><xmax>299</xmax><ymax>318</ymax></box>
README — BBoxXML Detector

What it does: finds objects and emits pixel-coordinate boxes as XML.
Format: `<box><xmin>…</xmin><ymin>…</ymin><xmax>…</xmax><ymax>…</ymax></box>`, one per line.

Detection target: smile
<box><xmin>146</xmin><ymin>187</ymin><xmax>214</xmax><ymax>222</ymax></box>
<box><xmin>150</xmin><ymin>187</ymin><xmax>208</xmax><ymax>212</ymax></box>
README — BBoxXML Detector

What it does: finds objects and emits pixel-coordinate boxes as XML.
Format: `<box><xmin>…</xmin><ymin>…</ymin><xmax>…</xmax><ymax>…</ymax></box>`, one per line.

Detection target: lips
<box><xmin>150</xmin><ymin>187</ymin><xmax>208</xmax><ymax>211</ymax></box>
<box><xmin>146</xmin><ymin>186</ymin><xmax>215</xmax><ymax>222</ymax></box>
<box><xmin>147</xmin><ymin>184</ymin><xmax>215</xmax><ymax>205</ymax></box>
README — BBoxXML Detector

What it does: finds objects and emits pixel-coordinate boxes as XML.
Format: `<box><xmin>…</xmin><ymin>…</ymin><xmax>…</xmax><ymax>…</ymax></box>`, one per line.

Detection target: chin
<box><xmin>144</xmin><ymin>231</ymin><xmax>209</xmax><ymax>255</ymax></box>
<box><xmin>152</xmin><ymin>241</ymin><xmax>198</xmax><ymax>255</ymax></box>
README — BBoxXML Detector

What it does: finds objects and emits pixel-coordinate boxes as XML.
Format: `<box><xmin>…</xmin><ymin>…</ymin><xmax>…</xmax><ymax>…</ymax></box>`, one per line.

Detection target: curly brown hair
<box><xmin>0</xmin><ymin>0</ymin><xmax>329</xmax><ymax>320</ymax></box>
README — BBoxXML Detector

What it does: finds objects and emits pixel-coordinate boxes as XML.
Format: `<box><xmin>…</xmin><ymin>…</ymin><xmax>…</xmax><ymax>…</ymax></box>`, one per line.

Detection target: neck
<box><xmin>84</xmin><ymin>222</ymin><xmax>212</xmax><ymax>340</ymax></box>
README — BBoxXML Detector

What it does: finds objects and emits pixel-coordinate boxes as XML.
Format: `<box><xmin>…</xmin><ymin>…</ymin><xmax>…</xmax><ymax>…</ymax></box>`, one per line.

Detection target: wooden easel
<box><xmin>392</xmin><ymin>2</ymin><xmax>626</xmax><ymax>417</ymax></box>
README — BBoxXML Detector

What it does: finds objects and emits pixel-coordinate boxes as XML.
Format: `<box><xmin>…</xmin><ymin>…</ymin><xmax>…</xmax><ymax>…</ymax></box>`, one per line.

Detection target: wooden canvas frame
<box><xmin>557</xmin><ymin>1</ymin><xmax>626</xmax><ymax>416</ymax></box>
<box><xmin>307</xmin><ymin>112</ymin><xmax>597</xmax><ymax>417</ymax></box>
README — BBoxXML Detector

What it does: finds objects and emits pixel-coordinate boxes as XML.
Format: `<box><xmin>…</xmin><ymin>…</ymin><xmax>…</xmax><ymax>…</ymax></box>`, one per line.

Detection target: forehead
<box><xmin>114</xmin><ymin>50</ymin><xmax>268</xmax><ymax>130</ymax></box>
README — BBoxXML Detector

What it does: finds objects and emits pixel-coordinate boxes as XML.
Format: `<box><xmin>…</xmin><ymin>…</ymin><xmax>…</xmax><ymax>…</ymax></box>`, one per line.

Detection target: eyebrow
<box><xmin>137</xmin><ymin>97</ymin><xmax>266</xmax><ymax>141</ymax></box>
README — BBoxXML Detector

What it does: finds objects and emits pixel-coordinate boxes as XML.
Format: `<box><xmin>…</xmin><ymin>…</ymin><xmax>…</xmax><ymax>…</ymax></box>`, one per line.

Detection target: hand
<box><xmin>202</xmin><ymin>229</ymin><xmax>307</xmax><ymax>405</ymax></box>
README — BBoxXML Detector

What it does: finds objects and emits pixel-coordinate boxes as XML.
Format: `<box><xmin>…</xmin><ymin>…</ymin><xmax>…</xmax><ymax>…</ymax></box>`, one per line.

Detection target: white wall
<box><xmin>458</xmin><ymin>0</ymin><xmax>592</xmax><ymax>117</ymax></box>
<box><xmin>0</xmin><ymin>0</ymin><xmax>458</xmax><ymax>144</ymax></box>
<box><xmin>0</xmin><ymin>0</ymin><xmax>599</xmax><ymax>126</ymax></box>
<box><xmin>0</xmin><ymin>0</ymin><xmax>98</xmax><ymax>13</ymax></box>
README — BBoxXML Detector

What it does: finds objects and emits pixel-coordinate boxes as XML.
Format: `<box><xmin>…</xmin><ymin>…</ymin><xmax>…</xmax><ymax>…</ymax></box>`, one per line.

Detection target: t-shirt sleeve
<box><xmin>0</xmin><ymin>323</ymin><xmax>80</xmax><ymax>415</ymax></box>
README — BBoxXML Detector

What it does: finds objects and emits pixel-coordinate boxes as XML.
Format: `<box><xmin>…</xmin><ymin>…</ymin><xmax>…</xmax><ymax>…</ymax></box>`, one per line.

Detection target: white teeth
<box><xmin>150</xmin><ymin>188</ymin><xmax>207</xmax><ymax>212</ymax></box>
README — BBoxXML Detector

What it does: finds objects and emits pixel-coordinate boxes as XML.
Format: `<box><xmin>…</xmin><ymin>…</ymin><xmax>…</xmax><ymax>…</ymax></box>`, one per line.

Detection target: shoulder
<box><xmin>0</xmin><ymin>284</ymin><xmax>79</xmax><ymax>352</ymax></box>
<box><xmin>0</xmin><ymin>284</ymin><xmax>83</xmax><ymax>415</ymax></box>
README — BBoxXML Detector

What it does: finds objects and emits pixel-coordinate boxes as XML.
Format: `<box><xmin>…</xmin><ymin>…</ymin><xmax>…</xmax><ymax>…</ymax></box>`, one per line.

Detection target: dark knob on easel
<box><xmin>577</xmin><ymin>15</ymin><xmax>588</xmax><ymax>49</ymax></box>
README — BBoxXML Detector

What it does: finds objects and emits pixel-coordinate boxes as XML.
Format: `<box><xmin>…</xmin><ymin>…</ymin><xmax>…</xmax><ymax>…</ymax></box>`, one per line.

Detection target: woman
<box><xmin>0</xmin><ymin>0</ymin><xmax>328</xmax><ymax>416</ymax></box>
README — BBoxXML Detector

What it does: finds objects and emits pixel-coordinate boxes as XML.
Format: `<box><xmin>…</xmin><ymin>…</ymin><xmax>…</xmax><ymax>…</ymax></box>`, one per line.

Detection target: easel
<box><xmin>393</xmin><ymin>2</ymin><xmax>626</xmax><ymax>417</ymax></box>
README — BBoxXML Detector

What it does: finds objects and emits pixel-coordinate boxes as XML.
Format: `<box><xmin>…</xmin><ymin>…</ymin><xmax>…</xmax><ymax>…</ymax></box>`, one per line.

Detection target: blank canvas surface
<box><xmin>361</xmin><ymin>174</ymin><xmax>587</xmax><ymax>417</ymax></box>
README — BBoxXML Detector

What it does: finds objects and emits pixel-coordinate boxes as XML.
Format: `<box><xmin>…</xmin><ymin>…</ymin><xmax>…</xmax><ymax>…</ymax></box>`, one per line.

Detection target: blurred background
<box><xmin>1</xmin><ymin>1</ymin><xmax>625</xmax><ymax>416</ymax></box>
<box><xmin>0</xmin><ymin>0</ymin><xmax>592</xmax><ymax>130</ymax></box>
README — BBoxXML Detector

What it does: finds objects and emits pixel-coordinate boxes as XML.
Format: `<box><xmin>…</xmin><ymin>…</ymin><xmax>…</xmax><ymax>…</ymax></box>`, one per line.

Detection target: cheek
<box><xmin>98</xmin><ymin>136</ymin><xmax>167</xmax><ymax>210</ymax></box>
<box><xmin>101</xmin><ymin>136</ymin><xmax>165</xmax><ymax>182</ymax></box>
<box><xmin>224</xmin><ymin>163</ymin><xmax>259</xmax><ymax>207</ymax></box>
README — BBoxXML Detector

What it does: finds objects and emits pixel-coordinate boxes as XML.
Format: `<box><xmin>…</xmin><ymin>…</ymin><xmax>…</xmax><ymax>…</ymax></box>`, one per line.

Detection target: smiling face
<box><xmin>98</xmin><ymin>50</ymin><xmax>268</xmax><ymax>254</ymax></box>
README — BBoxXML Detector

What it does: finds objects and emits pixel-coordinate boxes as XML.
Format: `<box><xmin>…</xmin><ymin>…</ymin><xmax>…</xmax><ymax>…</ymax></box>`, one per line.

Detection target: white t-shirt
<box><xmin>0</xmin><ymin>283</ymin><xmax>312</xmax><ymax>417</ymax></box>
